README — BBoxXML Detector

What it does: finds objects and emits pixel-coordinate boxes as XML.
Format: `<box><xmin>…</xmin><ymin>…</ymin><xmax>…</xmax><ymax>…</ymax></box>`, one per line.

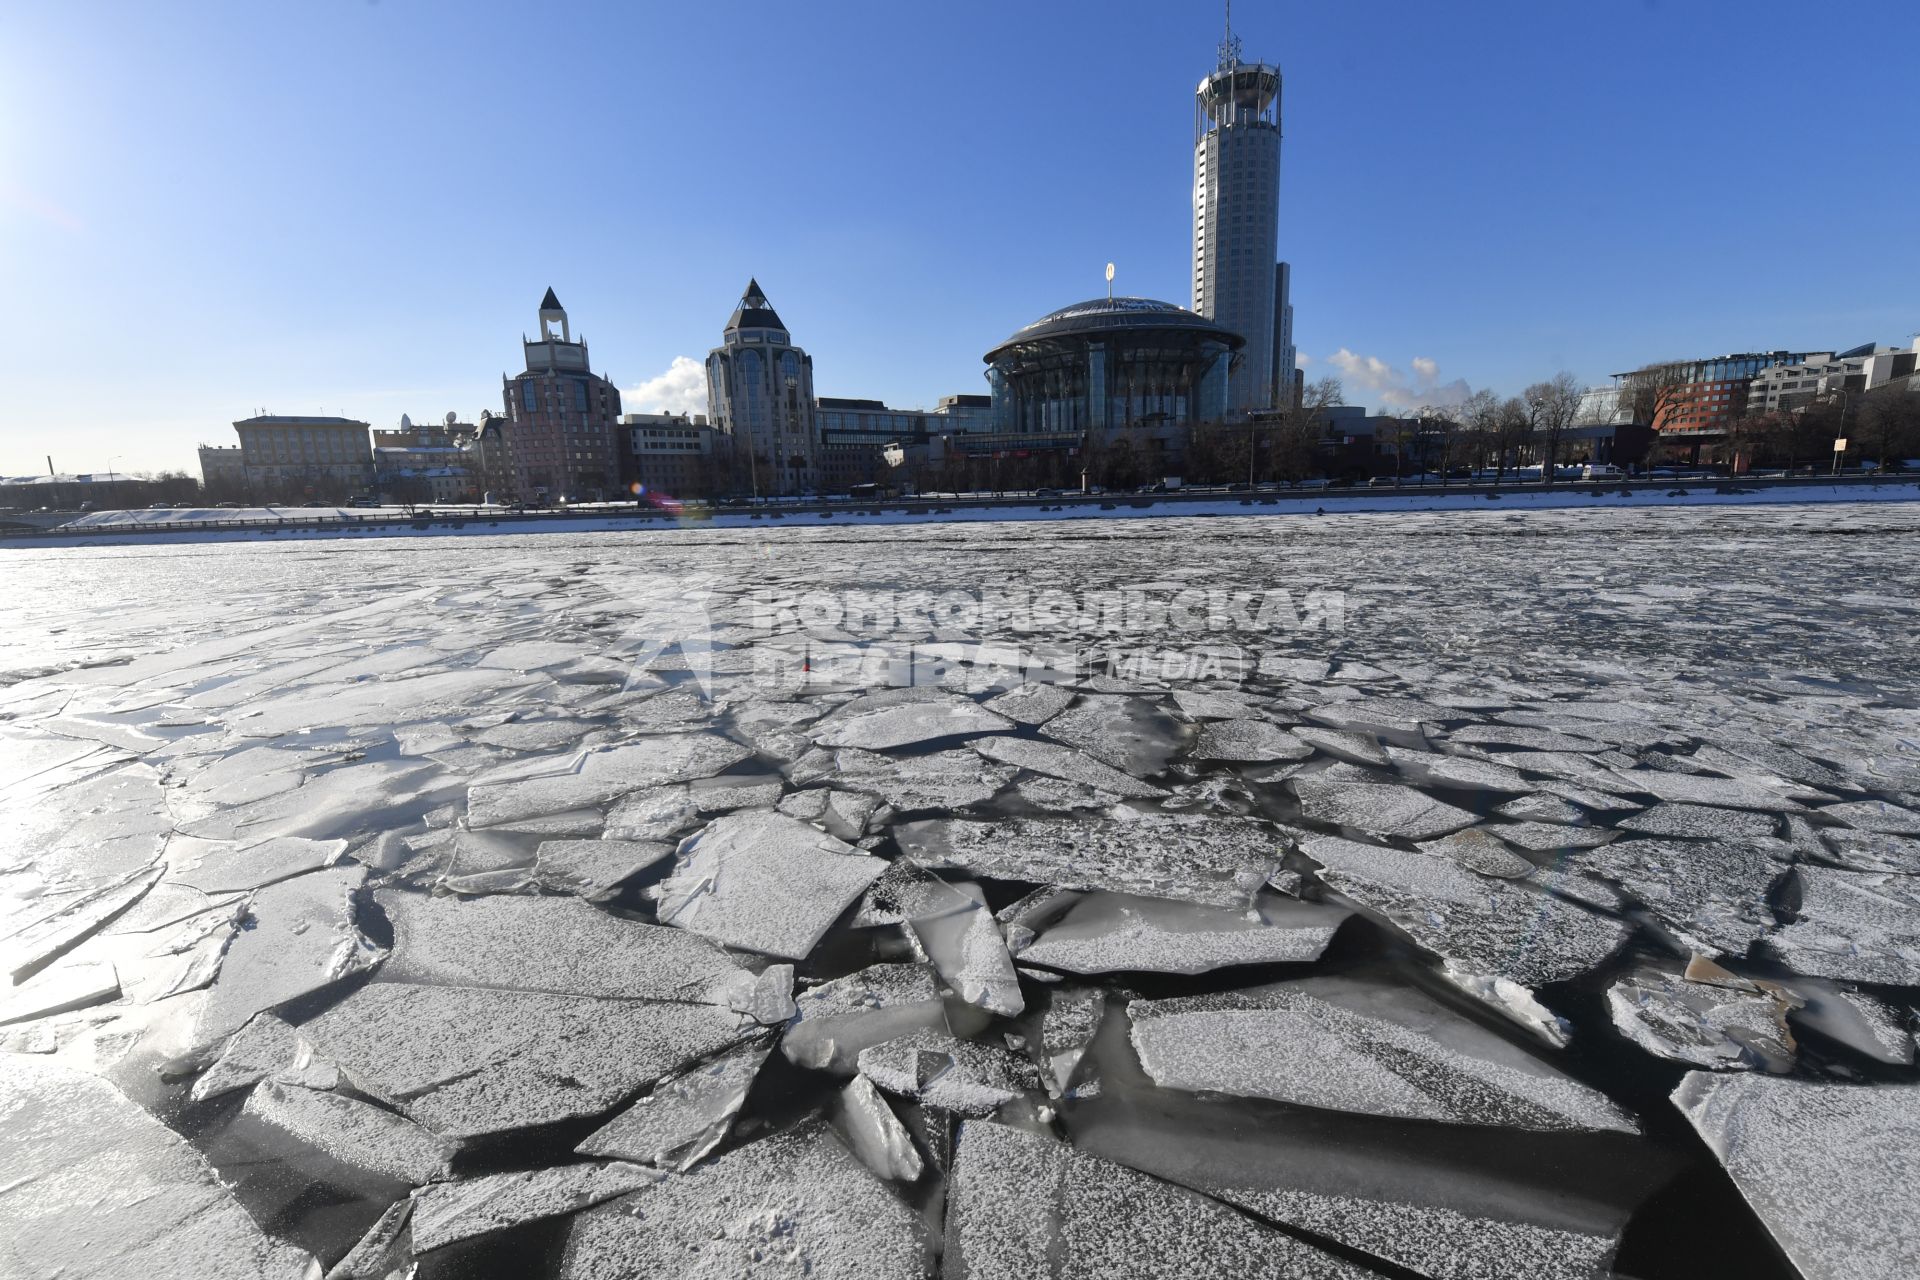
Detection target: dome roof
<box><xmin>988</xmin><ymin>297</ymin><xmax>1243</xmax><ymax>358</ymax></box>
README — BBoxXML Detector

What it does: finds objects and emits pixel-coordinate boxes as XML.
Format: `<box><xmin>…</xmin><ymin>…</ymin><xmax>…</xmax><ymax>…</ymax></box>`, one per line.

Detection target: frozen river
<box><xmin>2</xmin><ymin>503</ymin><xmax>1919</xmax><ymax>1279</ymax></box>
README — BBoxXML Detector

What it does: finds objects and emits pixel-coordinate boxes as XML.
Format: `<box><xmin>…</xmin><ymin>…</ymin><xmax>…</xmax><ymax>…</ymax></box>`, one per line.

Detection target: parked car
<box><xmin>1580</xmin><ymin>464</ymin><xmax>1625</xmax><ymax>479</ymax></box>
<box><xmin>1034</xmin><ymin>487</ymin><xmax>1062</xmax><ymax>498</ymax></box>
<box><xmin>1367</xmin><ymin>476</ymin><xmax>1399</xmax><ymax>488</ymax></box>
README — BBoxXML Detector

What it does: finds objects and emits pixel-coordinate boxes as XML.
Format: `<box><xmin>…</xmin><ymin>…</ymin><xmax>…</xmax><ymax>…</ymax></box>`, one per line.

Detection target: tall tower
<box><xmin>1192</xmin><ymin>7</ymin><xmax>1282</xmax><ymax>413</ymax></box>
<box><xmin>501</xmin><ymin>288</ymin><xmax>623</xmax><ymax>501</ymax></box>
<box><xmin>705</xmin><ymin>279</ymin><xmax>818</xmax><ymax>496</ymax></box>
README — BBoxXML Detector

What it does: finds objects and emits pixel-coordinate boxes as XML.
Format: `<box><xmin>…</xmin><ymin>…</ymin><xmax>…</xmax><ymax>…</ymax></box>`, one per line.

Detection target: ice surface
<box><xmin>1416</xmin><ymin>828</ymin><xmax>1536</xmax><ymax>878</ymax></box>
<box><xmin>780</xmin><ymin>962</ymin><xmax>949</xmax><ymax>1074</ymax></box>
<box><xmin>858</xmin><ymin>1028</ymin><xmax>1040</xmax><ymax>1116</ymax></box>
<box><xmin>561</xmin><ymin>1118</ymin><xmax>933</xmax><ymax>1280</ymax></box>
<box><xmin>1674</xmin><ymin>1072</ymin><xmax>1920</xmax><ymax>1280</ymax></box>
<box><xmin>1039</xmin><ymin>693</ymin><xmax>1186</xmax><ymax>774</ymax></box>
<box><xmin>191</xmin><ymin>1010</ymin><xmax>338</xmax><ymax>1101</ymax></box>
<box><xmin>1810</xmin><ymin>826</ymin><xmax>1920</xmax><ymax>874</ymax></box>
<box><xmin>897</xmin><ymin>812</ymin><xmax>1281</xmax><ymax>908</ymax></box>
<box><xmin>376</xmin><ymin>888</ymin><xmax>755</xmax><ymax>1003</ymax></box>
<box><xmin>1492</xmin><ymin>792</ymin><xmax>1592</xmax><ymax>825</ymax></box>
<box><xmin>982</xmin><ymin>681</ymin><xmax>1075</xmax><ymax>725</ymax></box>
<box><xmin>811</xmin><ymin>690</ymin><xmax>1013</xmax><ymax>750</ymax></box>
<box><xmin>193</xmin><ymin>863</ymin><xmax>383</xmax><ymax>1051</ymax></box>
<box><xmin>1819</xmin><ymin>798</ymin><xmax>1920</xmax><ymax>835</ymax></box>
<box><xmin>1130</xmin><ymin>979</ymin><xmax>1635</xmax><ymax>1132</ymax></box>
<box><xmin>649</xmin><ymin>810</ymin><xmax>886</xmax><ymax>959</ymax></box>
<box><xmin>1610</xmin><ymin>767</ymin><xmax>1809</xmax><ymax>812</ymax></box>
<box><xmin>831</xmin><ymin>1074</ymin><xmax>924</xmax><ymax>1182</ymax></box>
<box><xmin>1291</xmin><ymin>777</ymin><xmax>1478</xmax><ymax>839</ymax></box>
<box><xmin>894</xmin><ymin>873</ymin><xmax>1025</xmax><ymax>1017</ymax></box>
<box><xmin>1617</xmin><ymin>802</ymin><xmax>1778</xmax><ymax>839</ymax></box>
<box><xmin>166</xmin><ymin>834</ymin><xmax>346</xmax><ymax>893</ymax></box>
<box><xmin>575</xmin><ymin>1038</ymin><xmax>771</xmax><ymax>1170</ymax></box>
<box><xmin>1291</xmin><ymin>724</ymin><xmax>1391</xmax><ymax>766</ymax></box>
<box><xmin>1191</xmin><ymin>718</ymin><xmax>1313</xmax><ymax>763</ymax></box>
<box><xmin>324</xmin><ymin>1199</ymin><xmax>411</xmax><ymax>1280</ymax></box>
<box><xmin>1582</xmin><ymin>838</ymin><xmax>1784</xmax><ymax>957</ymax></box>
<box><xmin>299</xmin><ymin>982</ymin><xmax>751</xmax><ymax>1139</ymax></box>
<box><xmin>832</xmin><ymin>745</ymin><xmax>1016</xmax><ymax>811</ymax></box>
<box><xmin>972</xmin><ymin>734</ymin><xmax>1167</xmax><ymax>797</ymax></box>
<box><xmin>533</xmin><ymin>837</ymin><xmax>673</xmax><ymax>899</ymax></box>
<box><xmin>1303</xmin><ymin>835</ymin><xmax>1632</xmax><ymax>990</ymax></box>
<box><xmin>1386</xmin><ymin>745</ymin><xmax>1535</xmax><ymax>793</ymax></box>
<box><xmin>243</xmin><ymin>1079</ymin><xmax>455</xmax><ymax>1184</ymax></box>
<box><xmin>1487</xmin><ymin>820</ymin><xmax>1618</xmax><ymax>852</ymax></box>
<box><xmin>602</xmin><ymin>782</ymin><xmax>697</xmax><ymax>841</ymax></box>
<box><xmin>0</xmin><ymin>957</ymin><xmax>119</xmax><ymax>1025</ymax></box>
<box><xmin>1039</xmin><ymin>987</ymin><xmax>1107</xmax><ymax>1089</ymax></box>
<box><xmin>466</xmin><ymin>735</ymin><xmax>752</xmax><ymax>827</ymax></box>
<box><xmin>945</xmin><ymin>1120</ymin><xmax>1369</xmax><ymax>1279</ymax></box>
<box><xmin>3</xmin><ymin>863</ymin><xmax>162</xmax><ymax>983</ymax></box>
<box><xmin>412</xmin><ymin>1161</ymin><xmax>659</xmax><ymax>1253</ymax></box>
<box><xmin>1012</xmin><ymin>889</ymin><xmax>1347</xmax><ymax>975</ymax></box>
<box><xmin>0</xmin><ymin>1056</ymin><xmax>314</xmax><ymax>1277</ymax></box>
<box><xmin>1763</xmin><ymin>865</ymin><xmax>1920</xmax><ymax>985</ymax></box>
<box><xmin>1606</xmin><ymin>966</ymin><xmax>1797</xmax><ymax>1071</ymax></box>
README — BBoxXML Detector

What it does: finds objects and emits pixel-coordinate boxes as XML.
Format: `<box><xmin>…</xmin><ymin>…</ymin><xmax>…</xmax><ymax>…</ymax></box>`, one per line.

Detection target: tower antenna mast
<box><xmin>1218</xmin><ymin>0</ymin><xmax>1242</xmax><ymax>72</ymax></box>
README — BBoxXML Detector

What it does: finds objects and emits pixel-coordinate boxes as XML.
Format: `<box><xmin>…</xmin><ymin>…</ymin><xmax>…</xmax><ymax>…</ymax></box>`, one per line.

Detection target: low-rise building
<box><xmin>197</xmin><ymin>445</ymin><xmax>247</xmax><ymax>496</ymax></box>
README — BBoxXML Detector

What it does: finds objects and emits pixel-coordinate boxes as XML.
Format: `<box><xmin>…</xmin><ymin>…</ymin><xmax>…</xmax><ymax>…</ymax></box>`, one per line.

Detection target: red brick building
<box><xmin>501</xmin><ymin>289</ymin><xmax>623</xmax><ymax>501</ymax></box>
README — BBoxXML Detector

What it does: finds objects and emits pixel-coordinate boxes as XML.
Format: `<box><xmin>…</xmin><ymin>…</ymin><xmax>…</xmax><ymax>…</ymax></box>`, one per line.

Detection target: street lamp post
<box><xmin>1832</xmin><ymin>391</ymin><xmax>1850</xmax><ymax>477</ymax></box>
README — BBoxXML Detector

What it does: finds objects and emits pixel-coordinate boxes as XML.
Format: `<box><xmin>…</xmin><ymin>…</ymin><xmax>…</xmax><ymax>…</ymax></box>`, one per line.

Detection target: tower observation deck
<box><xmin>1191</xmin><ymin>12</ymin><xmax>1282</xmax><ymax>413</ymax></box>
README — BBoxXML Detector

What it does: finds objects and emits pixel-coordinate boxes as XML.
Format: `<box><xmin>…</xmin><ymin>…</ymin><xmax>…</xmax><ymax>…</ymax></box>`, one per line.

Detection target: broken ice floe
<box><xmin>972</xmin><ymin>734</ymin><xmax>1167</xmax><ymax>797</ymax></box>
<box><xmin>1302</xmin><ymin>834</ymin><xmax>1631</xmax><ymax>996</ymax></box>
<box><xmin>1291</xmin><ymin>777</ymin><xmax>1477</xmax><ymax>840</ymax></box>
<box><xmin>1616</xmin><ymin>802</ymin><xmax>1778</xmax><ymax>840</ymax></box>
<box><xmin>1581</xmin><ymin>838</ymin><xmax>1784</xmax><ymax>958</ymax></box>
<box><xmin>811</xmin><ymin>689</ymin><xmax>1013</xmax><ymax>750</ymax></box>
<box><xmin>532</xmin><ymin>837</ymin><xmax>673</xmax><ymax>899</ymax></box>
<box><xmin>1039</xmin><ymin>693</ymin><xmax>1186</xmax><ymax>774</ymax></box>
<box><xmin>191</xmin><ymin>1010</ymin><xmax>339</xmax><ymax>1101</ymax></box>
<box><xmin>832</xmin><ymin>745</ymin><xmax>1015</xmax><ymax>811</ymax></box>
<box><xmin>831</xmin><ymin>1074</ymin><xmax>925</xmax><ymax>1182</ymax></box>
<box><xmin>1129</xmin><ymin>978</ymin><xmax>1635</xmax><ymax>1132</ymax></box>
<box><xmin>856</xmin><ymin>863</ymin><xmax>1024</xmax><ymax>1016</ymax></box>
<box><xmin>1416</xmin><ymin>828</ymin><xmax>1536</xmax><ymax>878</ymax></box>
<box><xmin>897</xmin><ymin>812</ymin><xmax>1281</xmax><ymax>909</ymax></box>
<box><xmin>412</xmin><ymin>1160</ymin><xmax>659</xmax><ymax>1254</ymax></box>
<box><xmin>650</xmin><ymin>810</ymin><xmax>886</xmax><ymax>959</ymax></box>
<box><xmin>1762</xmin><ymin>864</ymin><xmax>1920</xmax><ymax>985</ymax></box>
<box><xmin>1008</xmin><ymin>889</ymin><xmax>1347</xmax><ymax>975</ymax></box>
<box><xmin>946</xmin><ymin>1119</ymin><xmax>1369</xmax><ymax>1279</ymax></box>
<box><xmin>242</xmin><ymin>1078</ymin><xmax>455</xmax><ymax>1184</ymax></box>
<box><xmin>1190</xmin><ymin>718</ymin><xmax>1313</xmax><ymax>763</ymax></box>
<box><xmin>0</xmin><ymin>1055</ymin><xmax>315</xmax><ymax>1277</ymax></box>
<box><xmin>465</xmin><ymin>735</ymin><xmax>752</xmax><ymax>828</ymax></box>
<box><xmin>561</xmin><ymin>1118</ymin><xmax>933</xmax><ymax>1280</ymax></box>
<box><xmin>1674</xmin><ymin>1071</ymin><xmax>1920</xmax><ymax>1280</ymax></box>
<box><xmin>375</xmin><ymin>888</ymin><xmax>767</xmax><ymax>1006</ymax></box>
<box><xmin>1606</xmin><ymin>962</ymin><xmax>1798</xmax><ymax>1071</ymax></box>
<box><xmin>780</xmin><ymin>962</ymin><xmax>950</xmax><ymax>1074</ymax></box>
<box><xmin>858</xmin><ymin>1028</ymin><xmax>1040</xmax><ymax>1117</ymax></box>
<box><xmin>299</xmin><ymin>981</ymin><xmax>752</xmax><ymax>1138</ymax></box>
<box><xmin>982</xmin><ymin>681</ymin><xmax>1074</xmax><ymax>726</ymax></box>
<box><xmin>192</xmin><ymin>863</ymin><xmax>383</xmax><ymax>1052</ymax></box>
<box><xmin>575</xmin><ymin>1038</ymin><xmax>771</xmax><ymax>1170</ymax></box>
<box><xmin>1817</xmin><ymin>798</ymin><xmax>1920</xmax><ymax>835</ymax></box>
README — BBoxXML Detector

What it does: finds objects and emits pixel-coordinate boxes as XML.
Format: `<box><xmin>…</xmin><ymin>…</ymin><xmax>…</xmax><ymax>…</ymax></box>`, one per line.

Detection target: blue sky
<box><xmin>3</xmin><ymin>1</ymin><xmax>1914</xmax><ymax>475</ymax></box>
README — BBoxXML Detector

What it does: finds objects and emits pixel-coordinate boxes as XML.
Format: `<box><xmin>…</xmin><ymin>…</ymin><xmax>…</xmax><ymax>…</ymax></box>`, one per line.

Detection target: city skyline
<box><xmin>4</xmin><ymin>0</ymin><xmax>1916</xmax><ymax>475</ymax></box>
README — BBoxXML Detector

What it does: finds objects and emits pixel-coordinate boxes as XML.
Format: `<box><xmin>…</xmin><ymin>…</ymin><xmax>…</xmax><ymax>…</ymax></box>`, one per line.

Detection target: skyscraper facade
<box><xmin>1191</xmin><ymin>19</ymin><xmax>1282</xmax><ymax>414</ymax></box>
<box><xmin>1272</xmin><ymin>262</ymin><xmax>1297</xmax><ymax>408</ymax></box>
<box><xmin>502</xmin><ymin>289</ymin><xmax>623</xmax><ymax>501</ymax></box>
<box><xmin>705</xmin><ymin>280</ymin><xmax>818</xmax><ymax>495</ymax></box>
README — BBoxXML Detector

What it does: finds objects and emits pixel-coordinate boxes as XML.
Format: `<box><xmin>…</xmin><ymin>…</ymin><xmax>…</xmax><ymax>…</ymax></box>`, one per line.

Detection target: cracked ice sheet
<box><xmin>412</xmin><ymin>1161</ymin><xmax>660</xmax><ymax>1254</ymax></box>
<box><xmin>780</xmin><ymin>963</ymin><xmax>950</xmax><ymax>1074</ymax></box>
<box><xmin>242</xmin><ymin>1079</ymin><xmax>455</xmax><ymax>1184</ymax></box>
<box><xmin>190</xmin><ymin>863</ymin><xmax>384</xmax><ymax>1053</ymax></box>
<box><xmin>858</xmin><ymin>1028</ymin><xmax>1041</xmax><ymax>1117</ymax></box>
<box><xmin>561</xmin><ymin>1118</ymin><xmax>933</xmax><ymax>1280</ymax></box>
<box><xmin>1130</xmin><ymin>977</ymin><xmax>1635</xmax><ymax>1133</ymax></box>
<box><xmin>650</xmin><ymin>810</ymin><xmax>886</xmax><ymax>960</ymax></box>
<box><xmin>1581</xmin><ymin>838</ymin><xmax>1784</xmax><ymax>958</ymax></box>
<box><xmin>576</xmin><ymin>1038</ymin><xmax>772</xmax><ymax>1170</ymax></box>
<box><xmin>832</xmin><ymin>745</ymin><xmax>1015</xmax><ymax>811</ymax></box>
<box><xmin>374</xmin><ymin>888</ymin><xmax>768</xmax><ymax>1007</ymax></box>
<box><xmin>465</xmin><ymin>734</ymin><xmax>753</xmax><ymax>828</ymax></box>
<box><xmin>1011</xmin><ymin>889</ymin><xmax>1349</xmax><ymax>975</ymax></box>
<box><xmin>896</xmin><ymin>812</ymin><xmax>1281</xmax><ymax>909</ymax></box>
<box><xmin>1039</xmin><ymin>692</ymin><xmax>1187</xmax><ymax>774</ymax></box>
<box><xmin>810</xmin><ymin>689</ymin><xmax>1013</xmax><ymax>750</ymax></box>
<box><xmin>1302</xmin><ymin>835</ymin><xmax>1631</xmax><ymax>992</ymax></box>
<box><xmin>1673</xmin><ymin>1073</ymin><xmax>1920</xmax><ymax>1280</ymax></box>
<box><xmin>1291</xmin><ymin>777</ymin><xmax>1478</xmax><ymax>840</ymax></box>
<box><xmin>945</xmin><ymin>1120</ymin><xmax>1371</xmax><ymax>1280</ymax></box>
<box><xmin>1763</xmin><ymin>865</ymin><xmax>1920</xmax><ymax>985</ymax></box>
<box><xmin>0</xmin><ymin>1055</ymin><xmax>314</xmax><ymax>1278</ymax></box>
<box><xmin>972</xmin><ymin>735</ymin><xmax>1166</xmax><ymax>797</ymax></box>
<box><xmin>1606</xmin><ymin>965</ymin><xmax>1797</xmax><ymax>1071</ymax></box>
<box><xmin>298</xmin><ymin>982</ymin><xmax>754</xmax><ymax>1139</ymax></box>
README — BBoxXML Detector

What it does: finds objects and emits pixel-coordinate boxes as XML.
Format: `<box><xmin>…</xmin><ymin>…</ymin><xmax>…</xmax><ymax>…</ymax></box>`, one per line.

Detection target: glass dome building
<box><xmin>983</xmin><ymin>298</ymin><xmax>1244</xmax><ymax>435</ymax></box>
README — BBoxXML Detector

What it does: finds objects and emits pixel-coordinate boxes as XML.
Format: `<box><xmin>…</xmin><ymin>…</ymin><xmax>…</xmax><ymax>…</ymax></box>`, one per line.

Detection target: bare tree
<box><xmin>1616</xmin><ymin>362</ymin><xmax>1692</xmax><ymax>473</ymax></box>
<box><xmin>1266</xmin><ymin>376</ymin><xmax>1343</xmax><ymax>482</ymax></box>
<box><xmin>1416</xmin><ymin>405</ymin><xmax>1462</xmax><ymax>480</ymax></box>
<box><xmin>1523</xmin><ymin>372</ymin><xmax>1583</xmax><ymax>485</ymax></box>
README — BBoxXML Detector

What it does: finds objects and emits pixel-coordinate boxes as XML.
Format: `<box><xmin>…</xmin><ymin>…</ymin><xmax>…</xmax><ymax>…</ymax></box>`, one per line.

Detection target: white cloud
<box><xmin>1295</xmin><ymin>352</ymin><xmax>1312</xmax><ymax>369</ymax></box>
<box><xmin>1324</xmin><ymin>348</ymin><xmax>1472</xmax><ymax>411</ymax></box>
<box><xmin>624</xmin><ymin>356</ymin><xmax>707</xmax><ymax>417</ymax></box>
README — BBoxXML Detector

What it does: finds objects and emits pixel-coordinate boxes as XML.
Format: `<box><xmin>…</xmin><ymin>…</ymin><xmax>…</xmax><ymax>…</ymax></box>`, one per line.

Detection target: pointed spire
<box><xmin>539</xmin><ymin>286</ymin><xmax>563</xmax><ymax>312</ymax></box>
<box><xmin>726</xmin><ymin>277</ymin><xmax>785</xmax><ymax>333</ymax></box>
